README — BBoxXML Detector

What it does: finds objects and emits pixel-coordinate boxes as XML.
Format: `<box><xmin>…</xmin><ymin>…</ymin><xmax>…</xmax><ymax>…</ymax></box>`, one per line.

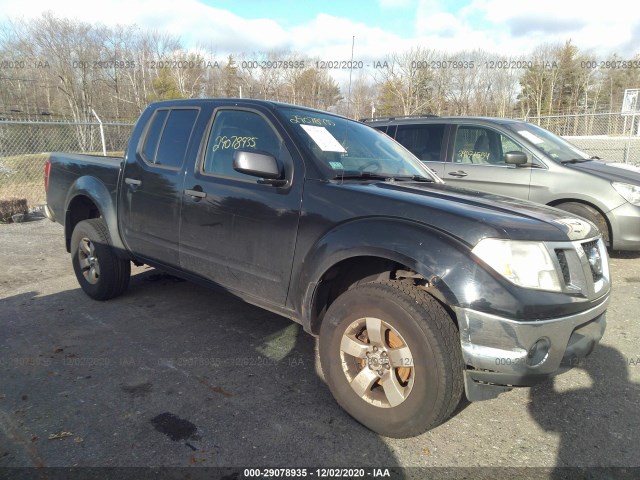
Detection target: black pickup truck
<box><xmin>45</xmin><ymin>99</ymin><xmax>610</xmax><ymax>438</ymax></box>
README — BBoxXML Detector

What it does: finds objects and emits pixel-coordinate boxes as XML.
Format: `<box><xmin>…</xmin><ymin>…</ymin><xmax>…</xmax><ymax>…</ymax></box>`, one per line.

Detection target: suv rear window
<box><xmin>395</xmin><ymin>124</ymin><xmax>445</xmax><ymax>162</ymax></box>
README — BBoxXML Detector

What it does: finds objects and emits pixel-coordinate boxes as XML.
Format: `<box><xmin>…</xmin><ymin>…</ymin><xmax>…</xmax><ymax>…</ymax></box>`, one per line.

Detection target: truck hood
<box><xmin>335</xmin><ymin>180</ymin><xmax>600</xmax><ymax>246</ymax></box>
<box><xmin>564</xmin><ymin>160</ymin><xmax>640</xmax><ymax>185</ymax></box>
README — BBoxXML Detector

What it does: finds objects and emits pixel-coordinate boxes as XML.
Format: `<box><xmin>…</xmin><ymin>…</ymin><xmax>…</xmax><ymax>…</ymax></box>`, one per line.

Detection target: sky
<box><xmin>0</xmin><ymin>0</ymin><xmax>638</xmax><ymax>61</ymax></box>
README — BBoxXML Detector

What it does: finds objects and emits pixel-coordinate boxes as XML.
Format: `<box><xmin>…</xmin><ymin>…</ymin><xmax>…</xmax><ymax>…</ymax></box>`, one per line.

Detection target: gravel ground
<box><xmin>1</xmin><ymin>217</ymin><xmax>639</xmax><ymax>478</ymax></box>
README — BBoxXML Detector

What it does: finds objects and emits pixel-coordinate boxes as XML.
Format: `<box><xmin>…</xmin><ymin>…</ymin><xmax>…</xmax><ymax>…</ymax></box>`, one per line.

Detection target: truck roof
<box><xmin>147</xmin><ymin>97</ymin><xmax>346</xmax><ymax>117</ymax></box>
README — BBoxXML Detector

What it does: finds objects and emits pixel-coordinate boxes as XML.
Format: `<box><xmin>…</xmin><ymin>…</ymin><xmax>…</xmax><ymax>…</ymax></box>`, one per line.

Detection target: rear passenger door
<box><xmin>443</xmin><ymin>125</ymin><xmax>533</xmax><ymax>199</ymax></box>
<box><xmin>393</xmin><ymin>124</ymin><xmax>447</xmax><ymax>177</ymax></box>
<box><xmin>119</xmin><ymin>108</ymin><xmax>200</xmax><ymax>266</ymax></box>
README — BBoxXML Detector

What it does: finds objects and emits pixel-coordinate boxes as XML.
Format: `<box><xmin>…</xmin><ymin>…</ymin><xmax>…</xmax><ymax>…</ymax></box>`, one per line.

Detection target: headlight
<box><xmin>472</xmin><ymin>239</ymin><xmax>562</xmax><ymax>292</ymax></box>
<box><xmin>612</xmin><ymin>182</ymin><xmax>640</xmax><ymax>206</ymax></box>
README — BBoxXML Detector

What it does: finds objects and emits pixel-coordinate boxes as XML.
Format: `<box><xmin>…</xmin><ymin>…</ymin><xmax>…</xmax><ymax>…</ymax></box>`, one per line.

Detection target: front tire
<box><xmin>71</xmin><ymin>219</ymin><xmax>130</xmax><ymax>300</ymax></box>
<box><xmin>319</xmin><ymin>280</ymin><xmax>463</xmax><ymax>438</ymax></box>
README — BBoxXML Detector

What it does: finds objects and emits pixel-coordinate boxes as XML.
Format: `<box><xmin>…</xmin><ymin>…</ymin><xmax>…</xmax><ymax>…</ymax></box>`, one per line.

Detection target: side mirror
<box><xmin>233</xmin><ymin>150</ymin><xmax>285</xmax><ymax>185</ymax></box>
<box><xmin>504</xmin><ymin>151</ymin><xmax>528</xmax><ymax>166</ymax></box>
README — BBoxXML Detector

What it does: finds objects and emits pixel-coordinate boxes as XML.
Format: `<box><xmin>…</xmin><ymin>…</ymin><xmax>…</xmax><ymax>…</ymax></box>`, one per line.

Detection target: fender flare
<box><xmin>292</xmin><ymin>217</ymin><xmax>520</xmax><ymax>331</ymax></box>
<box><xmin>63</xmin><ymin>176</ymin><xmax>126</xmax><ymax>254</ymax></box>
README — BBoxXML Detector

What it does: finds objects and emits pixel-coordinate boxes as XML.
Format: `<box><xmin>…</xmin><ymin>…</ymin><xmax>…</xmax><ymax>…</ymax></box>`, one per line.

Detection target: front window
<box><xmin>277</xmin><ymin>107</ymin><xmax>439</xmax><ymax>180</ymax></box>
<box><xmin>452</xmin><ymin>125</ymin><xmax>527</xmax><ymax>165</ymax></box>
<box><xmin>202</xmin><ymin>109</ymin><xmax>289</xmax><ymax>180</ymax></box>
<box><xmin>505</xmin><ymin>122</ymin><xmax>591</xmax><ymax>162</ymax></box>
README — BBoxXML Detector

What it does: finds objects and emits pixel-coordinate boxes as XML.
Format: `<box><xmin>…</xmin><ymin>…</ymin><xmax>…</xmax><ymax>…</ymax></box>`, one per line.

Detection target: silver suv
<box><xmin>364</xmin><ymin>116</ymin><xmax>640</xmax><ymax>250</ymax></box>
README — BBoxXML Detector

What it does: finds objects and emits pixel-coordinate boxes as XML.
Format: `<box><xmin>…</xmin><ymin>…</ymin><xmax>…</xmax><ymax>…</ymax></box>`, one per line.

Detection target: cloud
<box><xmin>289</xmin><ymin>14</ymin><xmax>412</xmax><ymax>60</ymax></box>
<box><xmin>0</xmin><ymin>0</ymin><xmax>291</xmax><ymax>53</ymax></box>
<box><xmin>506</xmin><ymin>17</ymin><xmax>587</xmax><ymax>37</ymax></box>
<box><xmin>464</xmin><ymin>0</ymin><xmax>640</xmax><ymax>55</ymax></box>
<box><xmin>378</xmin><ymin>0</ymin><xmax>414</xmax><ymax>8</ymax></box>
<box><xmin>416</xmin><ymin>12</ymin><xmax>462</xmax><ymax>38</ymax></box>
<box><xmin>0</xmin><ymin>0</ymin><xmax>638</xmax><ymax>63</ymax></box>
<box><xmin>621</xmin><ymin>22</ymin><xmax>640</xmax><ymax>58</ymax></box>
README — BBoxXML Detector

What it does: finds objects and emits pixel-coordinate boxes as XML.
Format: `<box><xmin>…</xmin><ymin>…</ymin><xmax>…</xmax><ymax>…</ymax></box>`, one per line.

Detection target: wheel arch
<box><xmin>65</xmin><ymin>194</ymin><xmax>101</xmax><ymax>252</ymax></box>
<box><xmin>308</xmin><ymin>252</ymin><xmax>467</xmax><ymax>335</ymax></box>
<box><xmin>547</xmin><ymin>198</ymin><xmax>612</xmax><ymax>245</ymax></box>
<box><xmin>63</xmin><ymin>176</ymin><xmax>127</xmax><ymax>256</ymax></box>
<box><xmin>295</xmin><ymin>219</ymin><xmax>473</xmax><ymax>335</ymax></box>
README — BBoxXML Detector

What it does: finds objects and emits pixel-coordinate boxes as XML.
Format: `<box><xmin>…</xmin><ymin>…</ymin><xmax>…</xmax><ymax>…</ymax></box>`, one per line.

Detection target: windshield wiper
<box><xmin>332</xmin><ymin>172</ymin><xmax>394</xmax><ymax>181</ymax></box>
<box><xmin>390</xmin><ymin>175</ymin><xmax>435</xmax><ymax>182</ymax></box>
<box><xmin>333</xmin><ymin>172</ymin><xmax>435</xmax><ymax>182</ymax></box>
<box><xmin>560</xmin><ymin>158</ymin><xmax>593</xmax><ymax>164</ymax></box>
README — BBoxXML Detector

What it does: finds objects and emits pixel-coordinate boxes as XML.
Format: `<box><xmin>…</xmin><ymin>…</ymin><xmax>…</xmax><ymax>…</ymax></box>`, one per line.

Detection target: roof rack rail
<box><xmin>360</xmin><ymin>114</ymin><xmax>439</xmax><ymax>122</ymax></box>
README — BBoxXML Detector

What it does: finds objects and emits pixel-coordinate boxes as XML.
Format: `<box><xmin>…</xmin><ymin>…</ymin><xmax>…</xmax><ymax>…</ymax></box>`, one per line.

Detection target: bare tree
<box><xmin>2</xmin><ymin>12</ymin><xmax>639</xmax><ymax>127</ymax></box>
<box><xmin>373</xmin><ymin>47</ymin><xmax>435</xmax><ymax>116</ymax></box>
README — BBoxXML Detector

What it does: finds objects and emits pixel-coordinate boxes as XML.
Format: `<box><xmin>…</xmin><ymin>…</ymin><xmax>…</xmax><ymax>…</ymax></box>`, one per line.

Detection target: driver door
<box><xmin>443</xmin><ymin>125</ymin><xmax>533</xmax><ymax>199</ymax></box>
<box><xmin>179</xmin><ymin>107</ymin><xmax>303</xmax><ymax>305</ymax></box>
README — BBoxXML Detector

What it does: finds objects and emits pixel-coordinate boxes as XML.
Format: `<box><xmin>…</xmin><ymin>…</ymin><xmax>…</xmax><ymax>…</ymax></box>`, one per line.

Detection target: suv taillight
<box><xmin>44</xmin><ymin>158</ymin><xmax>51</xmax><ymax>192</ymax></box>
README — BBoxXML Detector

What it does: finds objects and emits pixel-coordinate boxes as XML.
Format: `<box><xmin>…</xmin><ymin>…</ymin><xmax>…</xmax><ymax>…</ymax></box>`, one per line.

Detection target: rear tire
<box><xmin>71</xmin><ymin>218</ymin><xmax>130</xmax><ymax>300</ymax></box>
<box><xmin>319</xmin><ymin>280</ymin><xmax>463</xmax><ymax>438</ymax></box>
<box><xmin>555</xmin><ymin>202</ymin><xmax>610</xmax><ymax>247</ymax></box>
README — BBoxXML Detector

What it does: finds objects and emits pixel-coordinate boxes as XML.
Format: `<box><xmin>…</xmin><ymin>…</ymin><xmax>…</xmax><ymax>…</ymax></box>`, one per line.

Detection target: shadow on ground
<box><xmin>528</xmin><ymin>344</ymin><xmax>640</xmax><ymax>475</ymax></box>
<box><xmin>0</xmin><ymin>269</ymin><xmax>403</xmax><ymax>469</ymax></box>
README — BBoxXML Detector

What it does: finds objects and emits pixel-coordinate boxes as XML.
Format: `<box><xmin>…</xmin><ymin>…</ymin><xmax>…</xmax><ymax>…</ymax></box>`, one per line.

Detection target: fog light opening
<box><xmin>527</xmin><ymin>337</ymin><xmax>551</xmax><ymax>366</ymax></box>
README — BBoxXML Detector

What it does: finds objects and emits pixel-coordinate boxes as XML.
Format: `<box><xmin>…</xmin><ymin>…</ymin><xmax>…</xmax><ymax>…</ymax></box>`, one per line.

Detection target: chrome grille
<box><xmin>581</xmin><ymin>240</ymin><xmax>603</xmax><ymax>282</ymax></box>
<box><xmin>555</xmin><ymin>249</ymin><xmax>571</xmax><ymax>285</ymax></box>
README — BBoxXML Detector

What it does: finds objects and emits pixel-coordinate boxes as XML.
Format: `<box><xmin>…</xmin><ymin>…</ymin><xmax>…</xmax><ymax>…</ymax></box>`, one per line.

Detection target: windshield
<box><xmin>504</xmin><ymin>122</ymin><xmax>591</xmax><ymax>162</ymax></box>
<box><xmin>277</xmin><ymin>107</ymin><xmax>440</xmax><ymax>180</ymax></box>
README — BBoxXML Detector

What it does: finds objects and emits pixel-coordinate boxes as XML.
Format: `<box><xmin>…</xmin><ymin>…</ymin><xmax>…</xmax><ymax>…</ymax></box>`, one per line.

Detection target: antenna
<box><xmin>347</xmin><ymin>36</ymin><xmax>355</xmax><ymax>119</ymax></box>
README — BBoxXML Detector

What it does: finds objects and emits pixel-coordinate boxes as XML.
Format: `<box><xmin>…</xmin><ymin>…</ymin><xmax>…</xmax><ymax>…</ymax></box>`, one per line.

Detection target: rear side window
<box><xmin>395</xmin><ymin>124</ymin><xmax>445</xmax><ymax>162</ymax></box>
<box><xmin>141</xmin><ymin>108</ymin><xmax>199</xmax><ymax>169</ymax></box>
<box><xmin>142</xmin><ymin>109</ymin><xmax>168</xmax><ymax>162</ymax></box>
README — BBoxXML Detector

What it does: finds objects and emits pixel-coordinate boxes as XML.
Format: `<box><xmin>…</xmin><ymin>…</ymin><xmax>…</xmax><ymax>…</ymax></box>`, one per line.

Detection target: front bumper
<box><xmin>609</xmin><ymin>201</ymin><xmax>640</xmax><ymax>250</ymax></box>
<box><xmin>456</xmin><ymin>296</ymin><xmax>608</xmax><ymax>401</ymax></box>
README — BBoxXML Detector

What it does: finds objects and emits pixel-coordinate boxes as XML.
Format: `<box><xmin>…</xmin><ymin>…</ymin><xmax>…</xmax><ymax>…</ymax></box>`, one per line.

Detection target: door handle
<box><xmin>184</xmin><ymin>189</ymin><xmax>207</xmax><ymax>199</ymax></box>
<box><xmin>124</xmin><ymin>178</ymin><xmax>142</xmax><ymax>186</ymax></box>
<box><xmin>448</xmin><ymin>171</ymin><xmax>468</xmax><ymax>178</ymax></box>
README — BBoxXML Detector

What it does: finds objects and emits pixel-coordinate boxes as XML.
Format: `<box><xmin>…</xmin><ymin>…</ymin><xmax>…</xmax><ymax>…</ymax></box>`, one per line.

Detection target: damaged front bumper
<box><xmin>455</xmin><ymin>297</ymin><xmax>608</xmax><ymax>401</ymax></box>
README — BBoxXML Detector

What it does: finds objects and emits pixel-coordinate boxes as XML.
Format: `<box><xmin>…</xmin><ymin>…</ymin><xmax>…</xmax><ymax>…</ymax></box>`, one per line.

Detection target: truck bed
<box><xmin>50</xmin><ymin>152</ymin><xmax>122</xmax><ymax>171</ymax></box>
<box><xmin>46</xmin><ymin>152</ymin><xmax>123</xmax><ymax>225</ymax></box>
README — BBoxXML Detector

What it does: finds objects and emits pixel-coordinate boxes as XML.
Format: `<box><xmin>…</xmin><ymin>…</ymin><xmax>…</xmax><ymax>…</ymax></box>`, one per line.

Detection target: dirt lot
<box><xmin>1</xmin><ymin>217</ymin><xmax>639</xmax><ymax>477</ymax></box>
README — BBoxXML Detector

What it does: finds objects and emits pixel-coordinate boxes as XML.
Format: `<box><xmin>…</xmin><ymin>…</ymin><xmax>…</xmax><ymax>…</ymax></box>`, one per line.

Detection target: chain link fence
<box><xmin>521</xmin><ymin>112</ymin><xmax>640</xmax><ymax>163</ymax></box>
<box><xmin>1</xmin><ymin>113</ymin><xmax>639</xmax><ymax>208</ymax></box>
<box><xmin>0</xmin><ymin>121</ymin><xmax>133</xmax><ymax>206</ymax></box>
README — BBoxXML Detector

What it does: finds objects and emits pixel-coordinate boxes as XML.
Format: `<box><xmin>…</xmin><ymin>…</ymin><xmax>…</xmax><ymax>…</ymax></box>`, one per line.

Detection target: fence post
<box><xmin>90</xmin><ymin>108</ymin><xmax>107</xmax><ymax>156</ymax></box>
<box><xmin>625</xmin><ymin>114</ymin><xmax>636</xmax><ymax>164</ymax></box>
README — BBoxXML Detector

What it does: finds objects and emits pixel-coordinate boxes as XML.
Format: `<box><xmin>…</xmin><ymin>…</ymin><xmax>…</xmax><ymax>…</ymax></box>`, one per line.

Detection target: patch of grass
<box><xmin>0</xmin><ymin>151</ymin><xmax>123</xmax><ymax>206</ymax></box>
<box><xmin>0</xmin><ymin>153</ymin><xmax>49</xmax><ymax>206</ymax></box>
<box><xmin>0</xmin><ymin>153</ymin><xmax>49</xmax><ymax>185</ymax></box>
